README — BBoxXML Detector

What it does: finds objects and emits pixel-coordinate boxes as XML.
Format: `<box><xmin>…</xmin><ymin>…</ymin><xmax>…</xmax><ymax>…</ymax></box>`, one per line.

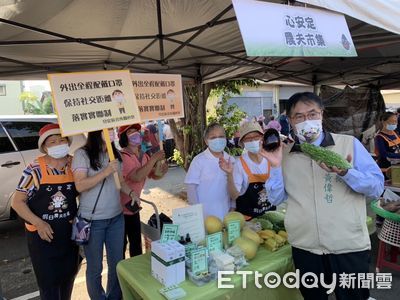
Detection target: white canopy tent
<box><xmin>0</xmin><ymin>0</ymin><xmax>399</xmax><ymax>88</ymax></box>
<box><xmin>298</xmin><ymin>0</ymin><xmax>400</xmax><ymax>35</ymax></box>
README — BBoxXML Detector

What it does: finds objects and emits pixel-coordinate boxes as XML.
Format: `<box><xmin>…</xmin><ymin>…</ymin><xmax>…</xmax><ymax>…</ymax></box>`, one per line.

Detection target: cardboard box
<box><xmin>151</xmin><ymin>240</ymin><xmax>186</xmax><ymax>286</ymax></box>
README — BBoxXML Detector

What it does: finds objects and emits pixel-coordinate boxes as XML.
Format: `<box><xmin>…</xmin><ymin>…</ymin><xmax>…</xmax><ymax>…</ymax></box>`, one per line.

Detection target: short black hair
<box><xmin>397</xmin><ymin>107</ymin><xmax>400</xmax><ymax>114</ymax></box>
<box><xmin>381</xmin><ymin>111</ymin><xmax>396</xmax><ymax>122</ymax></box>
<box><xmin>286</xmin><ymin>92</ymin><xmax>324</xmax><ymax>116</ymax></box>
<box><xmin>112</xmin><ymin>89</ymin><xmax>123</xmax><ymax>96</ymax></box>
<box><xmin>119</xmin><ymin>131</ymin><xmax>129</xmax><ymax>148</ymax></box>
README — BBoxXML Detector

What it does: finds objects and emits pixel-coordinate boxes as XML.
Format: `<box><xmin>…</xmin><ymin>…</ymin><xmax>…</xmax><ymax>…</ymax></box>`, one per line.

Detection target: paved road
<box><xmin>0</xmin><ymin>167</ymin><xmax>399</xmax><ymax>299</ymax></box>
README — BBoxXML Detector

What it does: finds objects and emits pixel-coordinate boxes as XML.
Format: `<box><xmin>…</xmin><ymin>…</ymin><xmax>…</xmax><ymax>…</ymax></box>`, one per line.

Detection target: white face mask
<box><xmin>167</xmin><ymin>93</ymin><xmax>175</xmax><ymax>101</ymax></box>
<box><xmin>244</xmin><ymin>140</ymin><xmax>260</xmax><ymax>153</ymax></box>
<box><xmin>295</xmin><ymin>119</ymin><xmax>322</xmax><ymax>143</ymax></box>
<box><xmin>114</xmin><ymin>95</ymin><xmax>124</xmax><ymax>102</ymax></box>
<box><xmin>47</xmin><ymin>144</ymin><xmax>70</xmax><ymax>159</ymax></box>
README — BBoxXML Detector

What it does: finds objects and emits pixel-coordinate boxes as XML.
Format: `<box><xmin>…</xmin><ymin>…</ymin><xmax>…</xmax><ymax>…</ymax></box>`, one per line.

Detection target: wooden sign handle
<box><xmin>102</xmin><ymin>128</ymin><xmax>121</xmax><ymax>189</ymax></box>
<box><xmin>157</xmin><ymin>120</ymin><xmax>164</xmax><ymax>151</ymax></box>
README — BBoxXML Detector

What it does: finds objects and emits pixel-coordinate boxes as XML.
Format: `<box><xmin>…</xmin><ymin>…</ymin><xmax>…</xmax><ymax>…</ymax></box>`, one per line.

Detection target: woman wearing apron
<box><xmin>375</xmin><ymin>112</ymin><xmax>400</xmax><ymax>178</ymax></box>
<box><xmin>374</xmin><ymin>112</ymin><xmax>400</xmax><ymax>226</ymax></box>
<box><xmin>220</xmin><ymin>121</ymin><xmax>276</xmax><ymax>219</ymax></box>
<box><xmin>11</xmin><ymin>124</ymin><xmax>79</xmax><ymax>300</ymax></box>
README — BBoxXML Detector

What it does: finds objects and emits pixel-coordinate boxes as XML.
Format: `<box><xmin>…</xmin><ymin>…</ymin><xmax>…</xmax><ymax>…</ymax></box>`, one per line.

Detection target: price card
<box><xmin>185</xmin><ymin>243</ymin><xmax>197</xmax><ymax>258</ymax></box>
<box><xmin>227</xmin><ymin>220</ymin><xmax>241</xmax><ymax>244</ymax></box>
<box><xmin>159</xmin><ymin>285</ymin><xmax>187</xmax><ymax>300</ymax></box>
<box><xmin>191</xmin><ymin>247</ymin><xmax>208</xmax><ymax>275</ymax></box>
<box><xmin>206</xmin><ymin>232</ymin><xmax>223</xmax><ymax>253</ymax></box>
<box><xmin>160</xmin><ymin>224</ymin><xmax>179</xmax><ymax>243</ymax></box>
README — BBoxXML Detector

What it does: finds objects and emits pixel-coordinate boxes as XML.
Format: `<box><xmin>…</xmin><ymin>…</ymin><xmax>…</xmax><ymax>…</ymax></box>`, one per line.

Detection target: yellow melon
<box><xmin>233</xmin><ymin>237</ymin><xmax>259</xmax><ymax>260</ymax></box>
<box><xmin>205</xmin><ymin>215</ymin><xmax>223</xmax><ymax>234</ymax></box>
<box><xmin>223</xmin><ymin>211</ymin><xmax>245</xmax><ymax>229</ymax></box>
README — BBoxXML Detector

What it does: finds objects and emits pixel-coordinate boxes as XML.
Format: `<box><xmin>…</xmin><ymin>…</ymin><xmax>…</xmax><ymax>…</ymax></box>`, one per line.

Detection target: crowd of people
<box><xmin>10</xmin><ymin>92</ymin><xmax>387</xmax><ymax>300</ymax></box>
<box><xmin>11</xmin><ymin>123</ymin><xmax>167</xmax><ymax>300</ymax></box>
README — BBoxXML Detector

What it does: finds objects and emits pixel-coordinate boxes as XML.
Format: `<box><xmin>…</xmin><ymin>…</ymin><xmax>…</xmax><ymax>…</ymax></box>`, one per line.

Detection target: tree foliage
<box><xmin>171</xmin><ymin>79</ymin><xmax>258</xmax><ymax>170</ymax></box>
<box><xmin>20</xmin><ymin>92</ymin><xmax>54</xmax><ymax>115</ymax></box>
<box><xmin>208</xmin><ymin>79</ymin><xmax>258</xmax><ymax>141</ymax></box>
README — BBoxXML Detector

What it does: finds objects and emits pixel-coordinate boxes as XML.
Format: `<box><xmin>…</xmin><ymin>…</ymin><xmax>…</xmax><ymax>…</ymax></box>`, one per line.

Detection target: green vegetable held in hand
<box><xmin>300</xmin><ymin>143</ymin><xmax>352</xmax><ymax>169</ymax></box>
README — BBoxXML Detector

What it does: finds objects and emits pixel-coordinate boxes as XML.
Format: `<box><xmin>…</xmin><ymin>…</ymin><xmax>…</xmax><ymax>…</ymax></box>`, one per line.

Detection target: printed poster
<box><xmin>131</xmin><ymin>73</ymin><xmax>184</xmax><ymax>121</ymax></box>
<box><xmin>48</xmin><ymin>70</ymin><xmax>141</xmax><ymax>136</ymax></box>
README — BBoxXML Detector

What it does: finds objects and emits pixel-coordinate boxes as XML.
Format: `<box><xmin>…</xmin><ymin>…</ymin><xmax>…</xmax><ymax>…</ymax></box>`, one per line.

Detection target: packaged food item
<box><xmin>151</xmin><ymin>240</ymin><xmax>186</xmax><ymax>286</ymax></box>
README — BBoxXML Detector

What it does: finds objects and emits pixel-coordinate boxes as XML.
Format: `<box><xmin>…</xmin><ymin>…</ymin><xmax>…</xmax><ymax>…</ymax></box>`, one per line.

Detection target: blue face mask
<box><xmin>244</xmin><ymin>140</ymin><xmax>260</xmax><ymax>153</ymax></box>
<box><xmin>387</xmin><ymin>124</ymin><xmax>397</xmax><ymax>131</ymax></box>
<box><xmin>208</xmin><ymin>138</ymin><xmax>226</xmax><ymax>153</ymax></box>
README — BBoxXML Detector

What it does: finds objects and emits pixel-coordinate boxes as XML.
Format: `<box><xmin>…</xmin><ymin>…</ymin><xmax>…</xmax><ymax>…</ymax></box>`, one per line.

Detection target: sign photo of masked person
<box><xmin>112</xmin><ymin>89</ymin><xmax>126</xmax><ymax>114</ymax></box>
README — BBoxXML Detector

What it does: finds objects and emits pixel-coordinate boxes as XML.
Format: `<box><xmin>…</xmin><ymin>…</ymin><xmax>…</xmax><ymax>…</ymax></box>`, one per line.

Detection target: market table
<box><xmin>117</xmin><ymin>244</ymin><xmax>303</xmax><ymax>300</ymax></box>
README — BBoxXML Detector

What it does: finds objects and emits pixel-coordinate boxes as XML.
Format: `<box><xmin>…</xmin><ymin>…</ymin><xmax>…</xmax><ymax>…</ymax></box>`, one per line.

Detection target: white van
<box><xmin>0</xmin><ymin>115</ymin><xmax>85</xmax><ymax>221</ymax></box>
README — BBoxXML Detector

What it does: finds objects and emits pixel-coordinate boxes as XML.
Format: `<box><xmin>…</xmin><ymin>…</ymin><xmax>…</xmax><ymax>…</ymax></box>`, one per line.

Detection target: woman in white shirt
<box><xmin>220</xmin><ymin>121</ymin><xmax>276</xmax><ymax>219</ymax></box>
<box><xmin>184</xmin><ymin>123</ymin><xmax>234</xmax><ymax>220</ymax></box>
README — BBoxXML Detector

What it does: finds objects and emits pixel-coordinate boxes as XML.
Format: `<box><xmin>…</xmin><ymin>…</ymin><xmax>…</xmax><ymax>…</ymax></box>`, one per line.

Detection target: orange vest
<box><xmin>374</xmin><ymin>131</ymin><xmax>400</xmax><ymax>173</ymax></box>
<box><xmin>375</xmin><ymin>131</ymin><xmax>400</xmax><ymax>156</ymax></box>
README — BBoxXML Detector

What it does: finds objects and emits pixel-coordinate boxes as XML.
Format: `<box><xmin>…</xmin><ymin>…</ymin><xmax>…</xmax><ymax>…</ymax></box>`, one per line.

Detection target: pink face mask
<box><xmin>108</xmin><ymin>130</ymin><xmax>116</xmax><ymax>142</ymax></box>
<box><xmin>128</xmin><ymin>132</ymin><xmax>142</xmax><ymax>146</ymax></box>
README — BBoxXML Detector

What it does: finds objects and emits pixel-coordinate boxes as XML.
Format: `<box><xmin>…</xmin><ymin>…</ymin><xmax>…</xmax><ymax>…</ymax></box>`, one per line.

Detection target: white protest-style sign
<box><xmin>48</xmin><ymin>70</ymin><xmax>140</xmax><ymax>189</ymax></box>
<box><xmin>131</xmin><ymin>73</ymin><xmax>184</xmax><ymax>122</ymax></box>
<box><xmin>233</xmin><ymin>0</ymin><xmax>357</xmax><ymax>57</ymax></box>
<box><xmin>48</xmin><ymin>70</ymin><xmax>141</xmax><ymax>136</ymax></box>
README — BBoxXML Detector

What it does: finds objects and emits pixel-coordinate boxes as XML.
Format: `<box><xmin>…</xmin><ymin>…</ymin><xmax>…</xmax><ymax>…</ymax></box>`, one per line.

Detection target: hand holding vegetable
<box><xmin>319</xmin><ymin>154</ymin><xmax>352</xmax><ymax>176</ymax></box>
<box><xmin>300</xmin><ymin>143</ymin><xmax>352</xmax><ymax>176</ymax></box>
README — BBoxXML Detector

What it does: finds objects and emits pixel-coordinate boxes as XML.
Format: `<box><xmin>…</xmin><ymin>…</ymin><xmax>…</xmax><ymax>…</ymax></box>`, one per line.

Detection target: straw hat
<box><xmin>238</xmin><ymin>121</ymin><xmax>264</xmax><ymax>142</ymax></box>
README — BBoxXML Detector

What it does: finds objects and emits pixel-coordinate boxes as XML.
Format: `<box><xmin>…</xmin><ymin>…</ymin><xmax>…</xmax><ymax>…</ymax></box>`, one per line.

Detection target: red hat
<box><xmin>118</xmin><ymin>123</ymin><xmax>141</xmax><ymax>137</ymax></box>
<box><xmin>38</xmin><ymin>123</ymin><xmax>69</xmax><ymax>153</ymax></box>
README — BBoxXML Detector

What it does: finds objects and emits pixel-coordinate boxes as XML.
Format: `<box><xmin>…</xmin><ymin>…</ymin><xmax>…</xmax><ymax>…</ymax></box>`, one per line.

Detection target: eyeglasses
<box><xmin>291</xmin><ymin>111</ymin><xmax>322</xmax><ymax>123</ymax></box>
<box><xmin>242</xmin><ymin>135</ymin><xmax>262</xmax><ymax>142</ymax></box>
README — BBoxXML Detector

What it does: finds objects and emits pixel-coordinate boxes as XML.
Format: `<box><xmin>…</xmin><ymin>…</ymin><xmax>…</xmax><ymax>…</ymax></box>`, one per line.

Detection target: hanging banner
<box><xmin>131</xmin><ymin>73</ymin><xmax>184</xmax><ymax>121</ymax></box>
<box><xmin>232</xmin><ymin>0</ymin><xmax>357</xmax><ymax>57</ymax></box>
<box><xmin>48</xmin><ymin>70</ymin><xmax>141</xmax><ymax>136</ymax></box>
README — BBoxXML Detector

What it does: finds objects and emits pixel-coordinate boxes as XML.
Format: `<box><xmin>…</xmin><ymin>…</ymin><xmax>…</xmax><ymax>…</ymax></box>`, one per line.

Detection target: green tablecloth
<box><xmin>117</xmin><ymin>245</ymin><xmax>303</xmax><ymax>300</ymax></box>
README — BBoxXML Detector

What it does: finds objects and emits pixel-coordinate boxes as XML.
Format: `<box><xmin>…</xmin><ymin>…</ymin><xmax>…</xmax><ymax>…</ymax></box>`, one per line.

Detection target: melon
<box><xmin>223</xmin><ymin>211</ymin><xmax>245</xmax><ymax>229</ymax></box>
<box><xmin>205</xmin><ymin>215</ymin><xmax>223</xmax><ymax>234</ymax></box>
<box><xmin>241</xmin><ymin>227</ymin><xmax>262</xmax><ymax>245</ymax></box>
<box><xmin>233</xmin><ymin>237</ymin><xmax>259</xmax><ymax>260</ymax></box>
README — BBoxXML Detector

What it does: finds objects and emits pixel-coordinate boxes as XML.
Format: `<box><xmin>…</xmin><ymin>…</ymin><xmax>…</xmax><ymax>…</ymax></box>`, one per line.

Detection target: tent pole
<box><xmin>163</xmin><ymin>5</ymin><xmax>233</xmax><ymax>61</ymax></box>
<box><xmin>156</xmin><ymin>0</ymin><xmax>165</xmax><ymax>64</ymax></box>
